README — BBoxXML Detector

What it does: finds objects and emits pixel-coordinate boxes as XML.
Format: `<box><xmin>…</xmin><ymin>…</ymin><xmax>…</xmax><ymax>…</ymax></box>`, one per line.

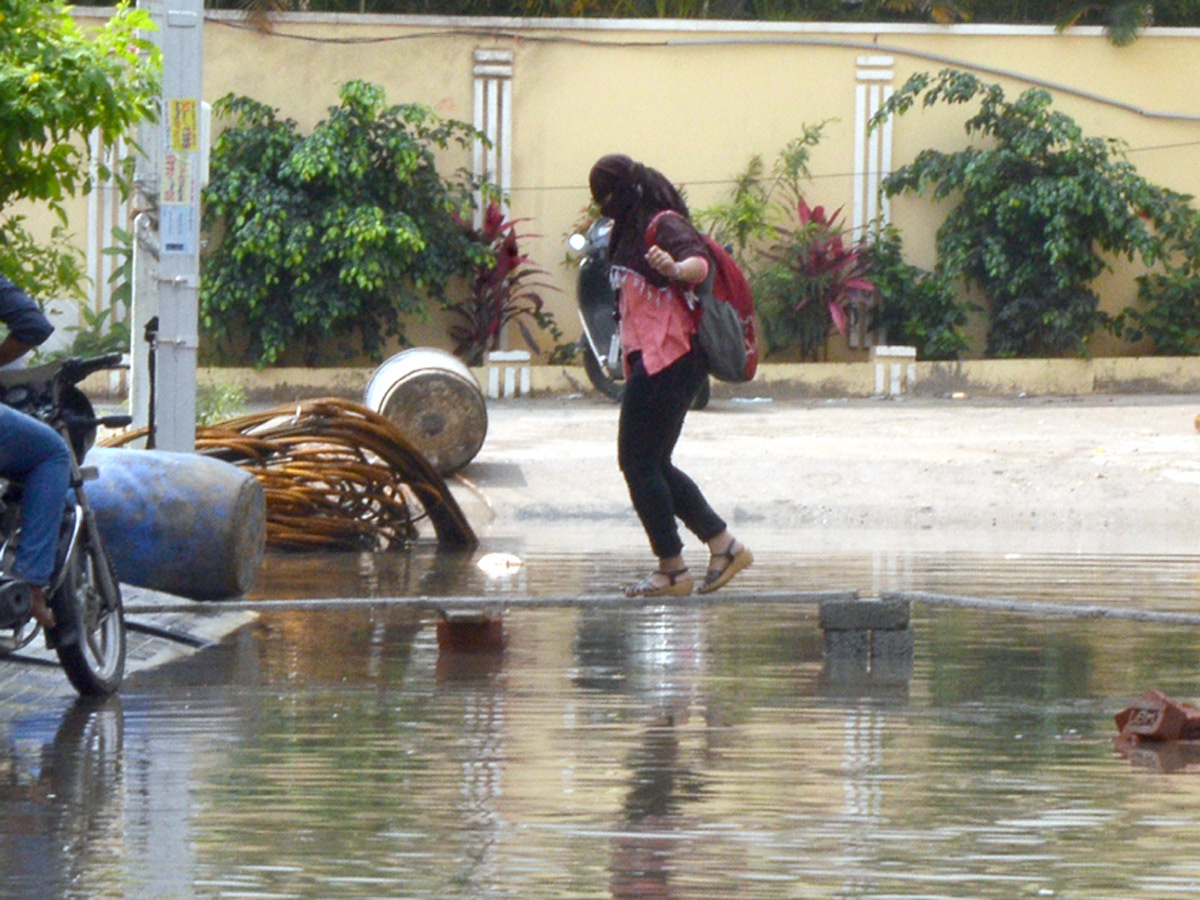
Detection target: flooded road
<box><xmin>4</xmin><ymin>543</ymin><xmax>1200</xmax><ymax>899</ymax></box>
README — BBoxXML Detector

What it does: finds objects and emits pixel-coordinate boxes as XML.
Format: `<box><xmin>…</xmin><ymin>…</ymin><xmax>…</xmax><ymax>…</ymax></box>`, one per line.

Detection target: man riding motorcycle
<box><xmin>0</xmin><ymin>274</ymin><xmax>70</xmax><ymax>628</ymax></box>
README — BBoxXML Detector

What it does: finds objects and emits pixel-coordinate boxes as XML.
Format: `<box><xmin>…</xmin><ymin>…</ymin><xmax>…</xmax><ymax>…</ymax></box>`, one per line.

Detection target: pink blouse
<box><xmin>610</xmin><ymin>259</ymin><xmax>709</xmax><ymax>377</ymax></box>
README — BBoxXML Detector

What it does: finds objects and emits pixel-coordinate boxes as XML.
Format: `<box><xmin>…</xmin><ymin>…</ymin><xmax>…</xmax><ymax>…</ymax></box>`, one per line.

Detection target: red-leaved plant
<box><xmin>786</xmin><ymin>199</ymin><xmax>875</xmax><ymax>332</ymax></box>
<box><xmin>755</xmin><ymin>199</ymin><xmax>875</xmax><ymax>359</ymax></box>
<box><xmin>447</xmin><ymin>202</ymin><xmax>559</xmax><ymax>366</ymax></box>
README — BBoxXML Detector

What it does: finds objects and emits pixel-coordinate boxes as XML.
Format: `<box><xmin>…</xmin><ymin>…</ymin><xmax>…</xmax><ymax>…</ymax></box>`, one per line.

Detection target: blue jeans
<box><xmin>0</xmin><ymin>404</ymin><xmax>71</xmax><ymax>586</ymax></box>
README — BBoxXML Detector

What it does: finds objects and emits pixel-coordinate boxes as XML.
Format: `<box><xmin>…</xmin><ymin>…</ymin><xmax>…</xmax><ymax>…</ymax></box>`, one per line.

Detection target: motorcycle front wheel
<box><xmin>54</xmin><ymin>539</ymin><xmax>125</xmax><ymax>696</ymax></box>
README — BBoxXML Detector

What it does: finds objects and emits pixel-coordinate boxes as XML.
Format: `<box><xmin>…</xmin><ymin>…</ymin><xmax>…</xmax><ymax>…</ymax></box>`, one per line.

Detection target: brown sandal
<box><xmin>697</xmin><ymin>543</ymin><xmax>753</xmax><ymax>594</ymax></box>
<box><xmin>625</xmin><ymin>567</ymin><xmax>693</xmax><ymax>598</ymax></box>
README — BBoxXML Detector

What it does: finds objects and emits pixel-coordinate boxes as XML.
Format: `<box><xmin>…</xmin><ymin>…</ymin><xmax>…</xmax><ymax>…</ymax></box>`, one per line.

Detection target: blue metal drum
<box><xmin>85</xmin><ymin>447</ymin><xmax>266</xmax><ymax>600</ymax></box>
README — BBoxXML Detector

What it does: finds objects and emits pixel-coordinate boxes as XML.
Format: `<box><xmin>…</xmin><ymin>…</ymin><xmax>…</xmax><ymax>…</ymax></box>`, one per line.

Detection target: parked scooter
<box><xmin>568</xmin><ymin>218</ymin><xmax>710</xmax><ymax>408</ymax></box>
<box><xmin>0</xmin><ymin>354</ymin><xmax>131</xmax><ymax>695</ymax></box>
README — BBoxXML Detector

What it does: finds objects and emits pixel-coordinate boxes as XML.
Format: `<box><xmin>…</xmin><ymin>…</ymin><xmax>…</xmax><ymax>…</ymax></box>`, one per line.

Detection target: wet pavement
<box><xmin>460</xmin><ymin>391</ymin><xmax>1200</xmax><ymax>557</ymax></box>
<box><xmin>3</xmin><ymin>548</ymin><xmax>1200</xmax><ymax>899</ymax></box>
<box><xmin>2</xmin><ymin>391</ymin><xmax>1200</xmax><ymax>898</ymax></box>
<box><xmin>0</xmin><ymin>586</ymin><xmax>255</xmax><ymax>707</ymax></box>
<box><xmin>4</xmin><ymin>389</ymin><xmax>1200</xmax><ymax>703</ymax></box>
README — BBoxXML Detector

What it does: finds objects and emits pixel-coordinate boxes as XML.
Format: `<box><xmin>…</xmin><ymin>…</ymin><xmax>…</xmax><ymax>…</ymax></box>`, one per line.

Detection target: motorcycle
<box><xmin>0</xmin><ymin>353</ymin><xmax>131</xmax><ymax>695</ymax></box>
<box><xmin>568</xmin><ymin>218</ymin><xmax>710</xmax><ymax>409</ymax></box>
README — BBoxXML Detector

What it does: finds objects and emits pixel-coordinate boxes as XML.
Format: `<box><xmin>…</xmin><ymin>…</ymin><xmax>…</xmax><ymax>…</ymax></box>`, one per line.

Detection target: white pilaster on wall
<box><xmin>472</xmin><ymin>49</ymin><xmax>513</xmax><ymax>227</ymax></box>
<box><xmin>852</xmin><ymin>56</ymin><xmax>895</xmax><ymax>242</ymax></box>
<box><xmin>849</xmin><ymin>56</ymin><xmax>895</xmax><ymax>351</ymax></box>
<box><xmin>86</xmin><ymin>132</ymin><xmax>128</xmax><ymax>333</ymax></box>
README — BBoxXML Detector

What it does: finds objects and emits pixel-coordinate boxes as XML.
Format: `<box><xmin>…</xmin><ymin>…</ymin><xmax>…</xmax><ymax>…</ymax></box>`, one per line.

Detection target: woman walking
<box><xmin>588</xmin><ymin>154</ymin><xmax>753</xmax><ymax>598</ymax></box>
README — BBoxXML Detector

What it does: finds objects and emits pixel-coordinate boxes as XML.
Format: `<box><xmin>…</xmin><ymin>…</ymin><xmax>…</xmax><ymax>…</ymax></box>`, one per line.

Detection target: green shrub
<box><xmin>196</xmin><ymin>382</ymin><xmax>248</xmax><ymax>426</ymax></box>
<box><xmin>699</xmin><ymin>124</ymin><xmax>879</xmax><ymax>359</ymax></box>
<box><xmin>1113</xmin><ymin>210</ymin><xmax>1200</xmax><ymax>355</ymax></box>
<box><xmin>200</xmin><ymin>82</ymin><xmax>489</xmax><ymax>367</ymax></box>
<box><xmin>873</xmin><ymin>69</ymin><xmax>1193</xmax><ymax>358</ymax></box>
<box><xmin>867</xmin><ymin>224</ymin><xmax>970</xmax><ymax>360</ymax></box>
<box><xmin>754</xmin><ymin>200</ymin><xmax>874</xmax><ymax>361</ymax></box>
<box><xmin>446</xmin><ymin>202</ymin><xmax>562</xmax><ymax>366</ymax></box>
<box><xmin>696</xmin><ymin>121</ymin><xmax>828</xmax><ymax>268</ymax></box>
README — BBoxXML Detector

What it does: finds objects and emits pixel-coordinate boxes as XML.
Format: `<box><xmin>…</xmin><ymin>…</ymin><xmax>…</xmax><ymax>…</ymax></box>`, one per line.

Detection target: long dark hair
<box><xmin>588</xmin><ymin>154</ymin><xmax>688</xmax><ymax>286</ymax></box>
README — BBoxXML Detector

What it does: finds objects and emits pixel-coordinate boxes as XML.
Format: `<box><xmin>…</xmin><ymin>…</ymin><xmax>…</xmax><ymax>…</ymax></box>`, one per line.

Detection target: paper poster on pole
<box><xmin>160</xmin><ymin>98</ymin><xmax>201</xmax><ymax>256</ymax></box>
<box><xmin>169</xmin><ymin>98</ymin><xmax>200</xmax><ymax>151</ymax></box>
<box><xmin>160</xmin><ymin>204</ymin><xmax>197</xmax><ymax>255</ymax></box>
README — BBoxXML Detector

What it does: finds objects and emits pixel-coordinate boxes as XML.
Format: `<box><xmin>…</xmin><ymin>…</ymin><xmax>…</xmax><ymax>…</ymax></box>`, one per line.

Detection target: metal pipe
<box><xmin>123</xmin><ymin>588</ymin><xmax>855</xmax><ymax>615</ymax></box>
<box><xmin>124</xmin><ymin>588</ymin><xmax>1200</xmax><ymax>628</ymax></box>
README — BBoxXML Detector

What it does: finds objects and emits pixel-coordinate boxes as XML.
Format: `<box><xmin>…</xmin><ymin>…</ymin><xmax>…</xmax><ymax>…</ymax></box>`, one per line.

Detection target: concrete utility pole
<box><xmin>134</xmin><ymin>0</ymin><xmax>203</xmax><ymax>452</ymax></box>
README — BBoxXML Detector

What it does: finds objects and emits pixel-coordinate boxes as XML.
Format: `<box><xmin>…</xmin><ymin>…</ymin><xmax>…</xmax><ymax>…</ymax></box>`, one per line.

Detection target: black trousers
<box><xmin>618</xmin><ymin>349</ymin><xmax>726</xmax><ymax>559</ymax></box>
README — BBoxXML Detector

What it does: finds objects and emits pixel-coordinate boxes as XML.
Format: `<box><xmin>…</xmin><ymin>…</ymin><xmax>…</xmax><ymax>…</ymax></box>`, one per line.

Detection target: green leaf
<box><xmin>873</xmin><ymin>67</ymin><xmax>1197</xmax><ymax>358</ymax></box>
<box><xmin>0</xmin><ymin>0</ymin><xmax>159</xmax><ymax>301</ymax></box>
<box><xmin>199</xmin><ymin>83</ymin><xmax>495</xmax><ymax>367</ymax></box>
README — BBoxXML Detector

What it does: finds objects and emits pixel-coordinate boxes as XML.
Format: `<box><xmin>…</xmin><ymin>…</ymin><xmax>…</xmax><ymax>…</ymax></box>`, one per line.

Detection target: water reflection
<box><xmin>247</xmin><ymin>544</ymin><xmax>1200</xmax><ymax>615</ymax></box>
<box><xmin>577</xmin><ymin>606</ymin><xmax>714</xmax><ymax>899</ymax></box>
<box><xmin>609</xmin><ymin>721</ymin><xmax>697</xmax><ymax>900</ymax></box>
<box><xmin>3</xmin><ymin>546</ymin><xmax>1200</xmax><ymax>898</ymax></box>
<box><xmin>0</xmin><ymin>698</ymin><xmax>124</xmax><ymax>900</ymax></box>
<box><xmin>1119</xmin><ymin>739</ymin><xmax>1200</xmax><ymax>773</ymax></box>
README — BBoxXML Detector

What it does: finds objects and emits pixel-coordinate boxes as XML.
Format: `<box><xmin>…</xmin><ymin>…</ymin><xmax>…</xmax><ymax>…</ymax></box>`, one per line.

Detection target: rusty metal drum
<box><xmin>364</xmin><ymin>348</ymin><xmax>487</xmax><ymax>475</ymax></box>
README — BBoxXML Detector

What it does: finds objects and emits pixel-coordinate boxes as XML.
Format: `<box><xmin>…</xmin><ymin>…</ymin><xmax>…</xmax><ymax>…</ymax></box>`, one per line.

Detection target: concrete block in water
<box><xmin>871</xmin><ymin>625</ymin><xmax>914</xmax><ymax>659</ymax></box>
<box><xmin>819</xmin><ymin>597</ymin><xmax>911</xmax><ymax>633</ymax></box>
<box><xmin>870</xmin><ymin>626</ymin><xmax>915</xmax><ymax>682</ymax></box>
<box><xmin>820</xmin><ymin>597</ymin><xmax>914</xmax><ymax>683</ymax></box>
<box><xmin>823</xmin><ymin>628</ymin><xmax>870</xmax><ymax>659</ymax></box>
<box><xmin>86</xmin><ymin>447</ymin><xmax>266</xmax><ymax>600</ymax></box>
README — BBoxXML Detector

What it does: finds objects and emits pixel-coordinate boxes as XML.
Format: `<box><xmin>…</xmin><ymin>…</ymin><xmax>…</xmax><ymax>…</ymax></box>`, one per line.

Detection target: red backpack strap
<box><xmin>644</xmin><ymin>209</ymin><xmax>681</xmax><ymax>249</ymax></box>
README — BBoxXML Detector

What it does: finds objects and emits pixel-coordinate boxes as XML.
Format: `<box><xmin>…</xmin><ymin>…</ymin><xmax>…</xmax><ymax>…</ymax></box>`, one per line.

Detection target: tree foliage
<box><xmin>866</xmin><ymin>222</ymin><xmax>969</xmax><ymax>359</ymax></box>
<box><xmin>200</xmin><ymin>81</ymin><xmax>489</xmax><ymax>366</ymax></box>
<box><xmin>1113</xmin><ymin>210</ymin><xmax>1200</xmax><ymax>355</ymax></box>
<box><xmin>873</xmin><ymin>69</ymin><xmax>1195</xmax><ymax>357</ymax></box>
<box><xmin>0</xmin><ymin>0</ymin><xmax>159</xmax><ymax>300</ymax></box>
<box><xmin>67</xmin><ymin>0</ymin><xmax>1200</xmax><ymax>42</ymax></box>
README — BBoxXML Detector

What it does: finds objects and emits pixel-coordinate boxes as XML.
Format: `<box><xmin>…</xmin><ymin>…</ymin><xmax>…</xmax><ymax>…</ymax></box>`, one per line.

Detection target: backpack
<box><xmin>646</xmin><ymin>211</ymin><xmax>758</xmax><ymax>383</ymax></box>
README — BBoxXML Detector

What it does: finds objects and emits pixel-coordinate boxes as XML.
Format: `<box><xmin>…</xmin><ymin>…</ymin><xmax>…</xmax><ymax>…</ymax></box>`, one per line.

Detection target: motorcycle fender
<box><xmin>44</xmin><ymin>503</ymin><xmax>85</xmax><ymax>649</ymax></box>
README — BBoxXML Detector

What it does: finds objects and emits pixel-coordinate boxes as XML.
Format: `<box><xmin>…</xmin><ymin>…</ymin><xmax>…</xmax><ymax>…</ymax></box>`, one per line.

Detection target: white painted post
<box><xmin>487</xmin><ymin>350</ymin><xmax>531</xmax><ymax>398</ymax></box>
<box><xmin>870</xmin><ymin>345</ymin><xmax>917</xmax><ymax>396</ymax></box>
<box><xmin>151</xmin><ymin>1</ymin><xmax>204</xmax><ymax>451</ymax></box>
